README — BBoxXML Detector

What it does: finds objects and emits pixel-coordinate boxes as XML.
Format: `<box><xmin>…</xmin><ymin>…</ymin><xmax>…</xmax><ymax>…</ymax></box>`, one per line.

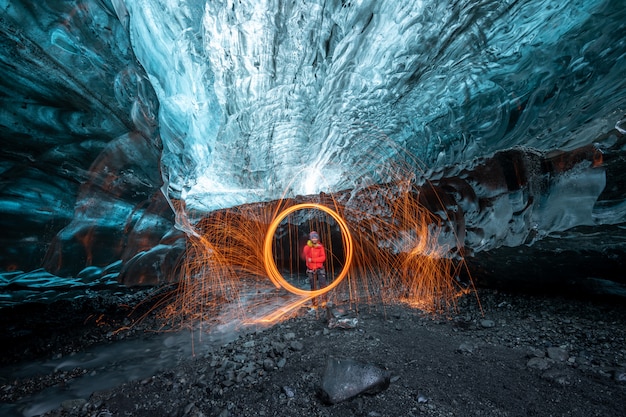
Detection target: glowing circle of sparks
<box><xmin>263</xmin><ymin>203</ymin><xmax>353</xmax><ymax>296</ymax></box>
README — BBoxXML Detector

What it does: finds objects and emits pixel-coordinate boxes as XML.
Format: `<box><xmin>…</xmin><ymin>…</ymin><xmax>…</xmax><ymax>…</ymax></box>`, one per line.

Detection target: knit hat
<box><xmin>309</xmin><ymin>231</ymin><xmax>319</xmax><ymax>239</ymax></box>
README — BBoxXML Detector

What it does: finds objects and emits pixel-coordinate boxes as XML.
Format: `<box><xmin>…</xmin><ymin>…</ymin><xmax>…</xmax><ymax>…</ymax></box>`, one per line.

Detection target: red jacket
<box><xmin>303</xmin><ymin>242</ymin><xmax>326</xmax><ymax>270</ymax></box>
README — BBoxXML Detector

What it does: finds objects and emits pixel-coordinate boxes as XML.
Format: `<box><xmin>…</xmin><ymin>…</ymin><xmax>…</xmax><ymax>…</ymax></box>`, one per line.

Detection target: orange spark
<box><xmin>263</xmin><ymin>203</ymin><xmax>353</xmax><ymax>296</ymax></box>
<box><xmin>157</xmin><ymin>173</ymin><xmax>473</xmax><ymax>333</ymax></box>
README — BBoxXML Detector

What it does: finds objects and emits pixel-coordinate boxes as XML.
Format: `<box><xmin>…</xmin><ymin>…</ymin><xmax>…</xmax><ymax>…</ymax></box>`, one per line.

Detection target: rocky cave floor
<box><xmin>1</xmin><ymin>285</ymin><xmax>626</xmax><ymax>417</ymax></box>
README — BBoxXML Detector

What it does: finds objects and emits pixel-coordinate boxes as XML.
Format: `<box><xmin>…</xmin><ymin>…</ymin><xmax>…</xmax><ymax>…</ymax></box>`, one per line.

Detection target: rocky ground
<box><xmin>1</xmin><ymin>287</ymin><xmax>626</xmax><ymax>417</ymax></box>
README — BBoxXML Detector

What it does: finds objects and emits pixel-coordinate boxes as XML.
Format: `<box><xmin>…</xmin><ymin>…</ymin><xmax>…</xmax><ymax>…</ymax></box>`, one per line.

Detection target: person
<box><xmin>303</xmin><ymin>231</ymin><xmax>327</xmax><ymax>306</ymax></box>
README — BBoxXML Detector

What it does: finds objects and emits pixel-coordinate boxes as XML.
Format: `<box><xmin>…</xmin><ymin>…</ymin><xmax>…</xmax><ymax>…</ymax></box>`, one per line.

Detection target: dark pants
<box><xmin>307</xmin><ymin>268</ymin><xmax>327</xmax><ymax>305</ymax></box>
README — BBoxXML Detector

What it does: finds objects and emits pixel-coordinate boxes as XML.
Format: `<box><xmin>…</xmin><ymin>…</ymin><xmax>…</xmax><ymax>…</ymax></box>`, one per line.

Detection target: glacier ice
<box><xmin>0</xmin><ymin>0</ymin><xmax>626</xmax><ymax>296</ymax></box>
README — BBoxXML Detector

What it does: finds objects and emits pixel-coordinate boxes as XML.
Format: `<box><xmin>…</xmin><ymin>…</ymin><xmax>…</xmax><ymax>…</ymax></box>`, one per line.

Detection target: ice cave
<box><xmin>2</xmin><ymin>0</ymin><xmax>626</xmax><ymax>416</ymax></box>
<box><xmin>2</xmin><ymin>0</ymin><xmax>625</xmax><ymax>300</ymax></box>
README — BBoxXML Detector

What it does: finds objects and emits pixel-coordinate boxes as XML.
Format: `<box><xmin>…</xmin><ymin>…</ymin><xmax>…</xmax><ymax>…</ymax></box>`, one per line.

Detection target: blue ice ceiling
<box><xmin>1</xmin><ymin>0</ymin><xmax>625</xmax><ymax>295</ymax></box>
<box><xmin>136</xmin><ymin>0</ymin><xmax>625</xmax><ymax>208</ymax></box>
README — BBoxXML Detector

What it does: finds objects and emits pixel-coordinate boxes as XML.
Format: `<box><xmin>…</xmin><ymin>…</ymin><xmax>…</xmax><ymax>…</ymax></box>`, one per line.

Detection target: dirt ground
<box><xmin>1</xmin><ymin>287</ymin><xmax>626</xmax><ymax>417</ymax></box>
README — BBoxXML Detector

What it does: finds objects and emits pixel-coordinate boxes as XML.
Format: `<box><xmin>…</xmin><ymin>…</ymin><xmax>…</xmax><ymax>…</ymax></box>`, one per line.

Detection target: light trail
<box><xmin>157</xmin><ymin>169</ymin><xmax>474</xmax><ymax>332</ymax></box>
<box><xmin>263</xmin><ymin>203</ymin><xmax>353</xmax><ymax>296</ymax></box>
<box><xmin>252</xmin><ymin>203</ymin><xmax>354</xmax><ymax>324</ymax></box>
<box><xmin>161</xmin><ymin>135</ymin><xmax>607</xmax><ymax>331</ymax></box>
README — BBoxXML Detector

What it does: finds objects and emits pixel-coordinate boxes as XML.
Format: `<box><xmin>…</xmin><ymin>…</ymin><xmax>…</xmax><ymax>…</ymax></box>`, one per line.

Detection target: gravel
<box><xmin>2</xmin><ymin>288</ymin><xmax>626</xmax><ymax>417</ymax></box>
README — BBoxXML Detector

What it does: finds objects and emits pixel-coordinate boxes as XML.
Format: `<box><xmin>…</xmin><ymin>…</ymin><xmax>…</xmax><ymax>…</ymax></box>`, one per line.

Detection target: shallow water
<box><xmin>0</xmin><ymin>274</ymin><xmax>304</xmax><ymax>417</ymax></box>
<box><xmin>0</xmin><ymin>323</ymin><xmax>243</xmax><ymax>417</ymax></box>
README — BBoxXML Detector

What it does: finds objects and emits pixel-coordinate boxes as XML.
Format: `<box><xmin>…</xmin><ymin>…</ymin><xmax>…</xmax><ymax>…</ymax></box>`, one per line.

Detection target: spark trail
<box><xmin>158</xmin><ymin>170</ymin><xmax>472</xmax><ymax>332</ymax></box>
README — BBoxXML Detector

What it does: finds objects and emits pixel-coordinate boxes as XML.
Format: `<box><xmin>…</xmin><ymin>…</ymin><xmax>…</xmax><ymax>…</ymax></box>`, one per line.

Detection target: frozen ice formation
<box><xmin>1</xmin><ymin>0</ymin><xmax>625</xmax><ymax>295</ymax></box>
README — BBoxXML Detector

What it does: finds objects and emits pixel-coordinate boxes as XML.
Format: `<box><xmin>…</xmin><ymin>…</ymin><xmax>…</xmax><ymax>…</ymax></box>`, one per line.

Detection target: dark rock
<box><xmin>318</xmin><ymin>357</ymin><xmax>391</xmax><ymax>404</ymax></box>
<box><xmin>546</xmin><ymin>346</ymin><xmax>569</xmax><ymax>362</ymax></box>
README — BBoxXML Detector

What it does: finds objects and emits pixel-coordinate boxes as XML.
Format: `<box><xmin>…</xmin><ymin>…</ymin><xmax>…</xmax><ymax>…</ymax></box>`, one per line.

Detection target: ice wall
<box><xmin>1</xmin><ymin>0</ymin><xmax>625</xmax><ymax>292</ymax></box>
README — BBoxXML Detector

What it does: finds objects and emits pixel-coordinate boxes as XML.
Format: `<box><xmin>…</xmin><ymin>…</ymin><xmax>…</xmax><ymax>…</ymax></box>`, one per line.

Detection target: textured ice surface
<box><xmin>1</xmin><ymin>0</ymin><xmax>625</xmax><ymax>290</ymax></box>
